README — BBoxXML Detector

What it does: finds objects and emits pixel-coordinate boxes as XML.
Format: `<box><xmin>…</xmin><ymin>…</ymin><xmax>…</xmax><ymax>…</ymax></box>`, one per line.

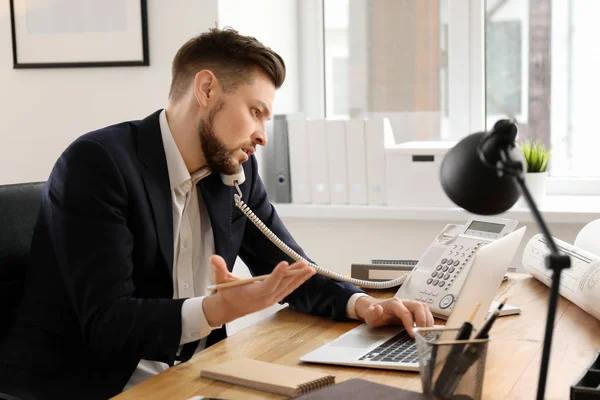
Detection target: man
<box><xmin>0</xmin><ymin>28</ymin><xmax>433</xmax><ymax>399</ymax></box>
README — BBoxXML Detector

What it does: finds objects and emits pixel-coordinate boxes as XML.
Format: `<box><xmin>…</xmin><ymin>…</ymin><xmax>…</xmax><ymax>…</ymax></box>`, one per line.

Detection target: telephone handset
<box><xmin>221</xmin><ymin>171</ymin><xmax>406</xmax><ymax>289</ymax></box>
<box><xmin>220</xmin><ymin>170</ymin><xmax>246</xmax><ymax>187</ymax></box>
<box><xmin>394</xmin><ymin>216</ymin><xmax>518</xmax><ymax>319</ymax></box>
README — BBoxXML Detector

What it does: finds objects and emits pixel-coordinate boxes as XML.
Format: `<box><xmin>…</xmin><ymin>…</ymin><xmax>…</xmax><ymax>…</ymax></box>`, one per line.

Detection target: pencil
<box><xmin>207</xmin><ymin>269</ymin><xmax>305</xmax><ymax>291</ymax></box>
<box><xmin>466</xmin><ymin>302</ymin><xmax>481</xmax><ymax>328</ymax></box>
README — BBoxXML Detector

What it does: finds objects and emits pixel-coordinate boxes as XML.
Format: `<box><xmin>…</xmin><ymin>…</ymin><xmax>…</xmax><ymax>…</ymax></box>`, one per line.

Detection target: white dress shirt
<box><xmin>125</xmin><ymin>110</ymin><xmax>220</xmax><ymax>388</ymax></box>
<box><xmin>124</xmin><ymin>109</ymin><xmax>367</xmax><ymax>390</ymax></box>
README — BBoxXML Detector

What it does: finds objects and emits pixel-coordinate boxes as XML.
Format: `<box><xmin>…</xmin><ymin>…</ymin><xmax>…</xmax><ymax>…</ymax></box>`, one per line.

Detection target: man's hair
<box><xmin>169</xmin><ymin>27</ymin><xmax>286</xmax><ymax>101</ymax></box>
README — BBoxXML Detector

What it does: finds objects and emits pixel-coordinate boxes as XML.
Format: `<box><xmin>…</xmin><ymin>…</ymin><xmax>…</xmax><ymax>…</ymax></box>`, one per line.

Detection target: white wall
<box><xmin>218</xmin><ymin>0</ymin><xmax>300</xmax><ymax>115</ymax></box>
<box><xmin>0</xmin><ymin>0</ymin><xmax>218</xmax><ymax>184</ymax></box>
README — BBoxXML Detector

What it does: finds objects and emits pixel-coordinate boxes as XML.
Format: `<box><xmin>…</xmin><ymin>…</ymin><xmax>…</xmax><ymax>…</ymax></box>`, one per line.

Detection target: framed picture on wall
<box><xmin>9</xmin><ymin>0</ymin><xmax>149</xmax><ymax>68</ymax></box>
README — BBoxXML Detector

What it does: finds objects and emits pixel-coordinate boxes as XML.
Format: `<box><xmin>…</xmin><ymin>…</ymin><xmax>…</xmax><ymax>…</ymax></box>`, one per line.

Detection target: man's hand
<box><xmin>202</xmin><ymin>255</ymin><xmax>315</xmax><ymax>326</ymax></box>
<box><xmin>354</xmin><ymin>296</ymin><xmax>435</xmax><ymax>337</ymax></box>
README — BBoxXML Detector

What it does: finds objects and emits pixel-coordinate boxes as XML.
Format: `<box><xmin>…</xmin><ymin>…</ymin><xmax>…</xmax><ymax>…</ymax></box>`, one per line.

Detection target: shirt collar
<box><xmin>159</xmin><ymin>109</ymin><xmax>211</xmax><ymax>191</ymax></box>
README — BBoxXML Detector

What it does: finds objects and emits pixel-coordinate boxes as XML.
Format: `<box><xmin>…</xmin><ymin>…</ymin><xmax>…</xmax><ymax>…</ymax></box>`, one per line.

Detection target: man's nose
<box><xmin>252</xmin><ymin>123</ymin><xmax>268</xmax><ymax>146</ymax></box>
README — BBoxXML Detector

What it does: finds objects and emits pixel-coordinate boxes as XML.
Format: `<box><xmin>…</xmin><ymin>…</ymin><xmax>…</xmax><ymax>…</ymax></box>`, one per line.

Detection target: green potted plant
<box><xmin>518</xmin><ymin>139</ymin><xmax>551</xmax><ymax>207</ymax></box>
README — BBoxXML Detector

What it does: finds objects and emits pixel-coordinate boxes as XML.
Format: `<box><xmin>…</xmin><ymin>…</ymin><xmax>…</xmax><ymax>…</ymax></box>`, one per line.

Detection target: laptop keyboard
<box><xmin>358</xmin><ymin>331</ymin><xmax>419</xmax><ymax>363</ymax></box>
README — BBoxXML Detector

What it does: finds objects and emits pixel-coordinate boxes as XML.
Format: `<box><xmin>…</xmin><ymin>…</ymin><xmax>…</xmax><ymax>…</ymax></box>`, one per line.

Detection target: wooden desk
<box><xmin>115</xmin><ymin>275</ymin><xmax>600</xmax><ymax>400</ymax></box>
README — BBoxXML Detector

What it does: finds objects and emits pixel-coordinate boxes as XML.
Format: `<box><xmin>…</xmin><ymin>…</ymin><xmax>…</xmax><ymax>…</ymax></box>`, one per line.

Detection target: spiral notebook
<box><xmin>199</xmin><ymin>358</ymin><xmax>335</xmax><ymax>397</ymax></box>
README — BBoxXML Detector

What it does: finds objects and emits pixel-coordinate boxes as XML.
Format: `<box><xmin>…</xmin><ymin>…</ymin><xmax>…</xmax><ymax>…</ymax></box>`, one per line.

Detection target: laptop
<box><xmin>300</xmin><ymin>227</ymin><xmax>526</xmax><ymax>371</ymax></box>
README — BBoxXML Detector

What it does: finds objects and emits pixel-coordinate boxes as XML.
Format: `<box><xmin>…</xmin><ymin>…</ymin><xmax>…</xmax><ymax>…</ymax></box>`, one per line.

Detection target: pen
<box><xmin>444</xmin><ymin>300</ymin><xmax>507</xmax><ymax>397</ymax></box>
<box><xmin>433</xmin><ymin>303</ymin><xmax>480</xmax><ymax>396</ymax></box>
<box><xmin>207</xmin><ymin>269</ymin><xmax>305</xmax><ymax>291</ymax></box>
<box><xmin>475</xmin><ymin>297</ymin><xmax>507</xmax><ymax>339</ymax></box>
<box><xmin>443</xmin><ymin>310</ymin><xmax>499</xmax><ymax>397</ymax></box>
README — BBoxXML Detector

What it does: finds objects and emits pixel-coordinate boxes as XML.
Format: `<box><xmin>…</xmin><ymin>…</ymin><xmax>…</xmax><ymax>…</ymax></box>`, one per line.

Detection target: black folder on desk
<box><xmin>295</xmin><ymin>379</ymin><xmax>447</xmax><ymax>400</ymax></box>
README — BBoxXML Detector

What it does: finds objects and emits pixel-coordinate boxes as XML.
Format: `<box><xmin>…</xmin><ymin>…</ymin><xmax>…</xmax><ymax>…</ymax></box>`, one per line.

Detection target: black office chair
<box><xmin>0</xmin><ymin>182</ymin><xmax>44</xmax><ymax>342</ymax></box>
<box><xmin>0</xmin><ymin>182</ymin><xmax>44</xmax><ymax>400</ymax></box>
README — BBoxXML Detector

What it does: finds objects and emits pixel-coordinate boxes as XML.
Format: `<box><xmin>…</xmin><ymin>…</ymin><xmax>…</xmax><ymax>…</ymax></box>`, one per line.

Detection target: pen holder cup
<box><xmin>414</xmin><ymin>327</ymin><xmax>489</xmax><ymax>400</ymax></box>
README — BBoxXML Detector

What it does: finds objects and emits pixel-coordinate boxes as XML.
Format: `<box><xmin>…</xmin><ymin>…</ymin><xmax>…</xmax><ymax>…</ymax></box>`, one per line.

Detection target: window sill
<box><xmin>273</xmin><ymin>195</ymin><xmax>600</xmax><ymax>224</ymax></box>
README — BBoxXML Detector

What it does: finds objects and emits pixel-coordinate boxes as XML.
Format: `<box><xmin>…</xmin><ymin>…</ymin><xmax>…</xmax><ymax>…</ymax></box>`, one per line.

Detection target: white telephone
<box><xmin>221</xmin><ymin>171</ymin><xmax>517</xmax><ymax>294</ymax></box>
<box><xmin>395</xmin><ymin>216</ymin><xmax>518</xmax><ymax>319</ymax></box>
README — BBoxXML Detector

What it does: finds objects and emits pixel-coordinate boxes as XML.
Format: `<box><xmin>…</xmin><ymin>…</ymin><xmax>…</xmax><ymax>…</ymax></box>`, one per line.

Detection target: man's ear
<box><xmin>193</xmin><ymin>70</ymin><xmax>218</xmax><ymax>108</ymax></box>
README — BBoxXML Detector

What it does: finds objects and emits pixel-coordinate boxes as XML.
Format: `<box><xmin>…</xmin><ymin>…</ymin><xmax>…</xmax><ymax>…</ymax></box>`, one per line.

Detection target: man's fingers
<box><xmin>287</xmin><ymin>259</ymin><xmax>309</xmax><ymax>270</ymax></box>
<box><xmin>273</xmin><ymin>267</ymin><xmax>315</xmax><ymax>301</ymax></box>
<box><xmin>371</xmin><ymin>304</ymin><xmax>384</xmax><ymax>323</ymax></box>
<box><xmin>425</xmin><ymin>305</ymin><xmax>435</xmax><ymax>327</ymax></box>
<box><xmin>262</xmin><ymin>261</ymin><xmax>291</xmax><ymax>290</ymax></box>
<box><xmin>404</xmin><ymin>300</ymin><xmax>429</xmax><ymax>328</ymax></box>
<box><xmin>404</xmin><ymin>300</ymin><xmax>434</xmax><ymax>327</ymax></box>
<box><xmin>275</xmin><ymin>267</ymin><xmax>314</xmax><ymax>297</ymax></box>
<box><xmin>265</xmin><ymin>260</ymin><xmax>309</xmax><ymax>291</ymax></box>
<box><xmin>392</xmin><ymin>300</ymin><xmax>416</xmax><ymax>338</ymax></box>
<box><xmin>211</xmin><ymin>255</ymin><xmax>237</xmax><ymax>284</ymax></box>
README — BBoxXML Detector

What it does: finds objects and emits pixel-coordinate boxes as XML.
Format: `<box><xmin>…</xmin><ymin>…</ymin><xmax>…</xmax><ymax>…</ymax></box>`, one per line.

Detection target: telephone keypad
<box><xmin>426</xmin><ymin>241</ymin><xmax>489</xmax><ymax>291</ymax></box>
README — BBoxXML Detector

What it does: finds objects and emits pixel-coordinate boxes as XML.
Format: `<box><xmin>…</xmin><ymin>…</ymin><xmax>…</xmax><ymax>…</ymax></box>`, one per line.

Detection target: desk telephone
<box><xmin>394</xmin><ymin>217</ymin><xmax>518</xmax><ymax>318</ymax></box>
<box><xmin>221</xmin><ymin>171</ymin><xmax>518</xmax><ymax>302</ymax></box>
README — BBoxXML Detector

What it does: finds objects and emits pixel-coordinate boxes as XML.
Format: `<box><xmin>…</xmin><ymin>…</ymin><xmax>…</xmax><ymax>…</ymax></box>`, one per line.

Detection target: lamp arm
<box><xmin>500</xmin><ymin>148</ymin><xmax>571</xmax><ymax>400</ymax></box>
<box><xmin>513</xmin><ymin>174</ymin><xmax>559</xmax><ymax>254</ymax></box>
<box><xmin>498</xmin><ymin>148</ymin><xmax>560</xmax><ymax>255</ymax></box>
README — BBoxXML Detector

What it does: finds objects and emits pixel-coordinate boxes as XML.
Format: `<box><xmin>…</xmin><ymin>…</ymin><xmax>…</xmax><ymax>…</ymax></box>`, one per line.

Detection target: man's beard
<box><xmin>199</xmin><ymin>101</ymin><xmax>248</xmax><ymax>175</ymax></box>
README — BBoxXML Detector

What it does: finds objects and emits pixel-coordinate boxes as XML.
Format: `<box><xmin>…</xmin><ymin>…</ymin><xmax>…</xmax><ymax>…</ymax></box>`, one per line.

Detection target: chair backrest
<box><xmin>0</xmin><ymin>182</ymin><xmax>44</xmax><ymax>341</ymax></box>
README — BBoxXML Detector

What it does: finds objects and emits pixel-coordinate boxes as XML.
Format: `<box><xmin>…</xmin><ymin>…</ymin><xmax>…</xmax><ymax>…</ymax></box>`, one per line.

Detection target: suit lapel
<box><xmin>198</xmin><ymin>174</ymin><xmax>233</xmax><ymax>270</ymax></box>
<box><xmin>137</xmin><ymin>110</ymin><xmax>175</xmax><ymax>276</ymax></box>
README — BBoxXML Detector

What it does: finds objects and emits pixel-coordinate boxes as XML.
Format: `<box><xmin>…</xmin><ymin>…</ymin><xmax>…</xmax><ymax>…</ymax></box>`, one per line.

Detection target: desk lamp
<box><xmin>439</xmin><ymin>119</ymin><xmax>571</xmax><ymax>400</ymax></box>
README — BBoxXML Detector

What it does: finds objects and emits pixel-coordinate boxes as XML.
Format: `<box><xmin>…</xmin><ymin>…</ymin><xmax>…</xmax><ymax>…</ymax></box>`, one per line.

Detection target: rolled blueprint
<box><xmin>575</xmin><ymin>218</ymin><xmax>600</xmax><ymax>257</ymax></box>
<box><xmin>522</xmin><ymin>234</ymin><xmax>600</xmax><ymax>321</ymax></box>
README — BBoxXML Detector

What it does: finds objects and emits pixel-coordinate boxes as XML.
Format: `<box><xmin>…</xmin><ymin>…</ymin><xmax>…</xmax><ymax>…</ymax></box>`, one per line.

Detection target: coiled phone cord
<box><xmin>233</xmin><ymin>189</ymin><xmax>407</xmax><ymax>289</ymax></box>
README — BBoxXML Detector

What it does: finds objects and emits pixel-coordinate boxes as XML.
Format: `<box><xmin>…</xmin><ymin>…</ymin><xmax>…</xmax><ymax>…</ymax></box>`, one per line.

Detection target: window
<box><xmin>323</xmin><ymin>0</ymin><xmax>450</xmax><ymax>143</ymax></box>
<box><xmin>485</xmin><ymin>0</ymin><xmax>600</xmax><ymax>189</ymax></box>
<box><xmin>305</xmin><ymin>0</ymin><xmax>600</xmax><ymax>195</ymax></box>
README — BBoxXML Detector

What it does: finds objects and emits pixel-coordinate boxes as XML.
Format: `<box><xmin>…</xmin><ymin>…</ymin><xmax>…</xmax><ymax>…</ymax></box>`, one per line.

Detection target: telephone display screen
<box><xmin>467</xmin><ymin>220</ymin><xmax>505</xmax><ymax>234</ymax></box>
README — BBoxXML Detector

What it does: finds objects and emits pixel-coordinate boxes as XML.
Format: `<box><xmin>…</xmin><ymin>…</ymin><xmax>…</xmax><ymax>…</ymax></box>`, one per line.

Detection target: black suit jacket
<box><xmin>0</xmin><ymin>110</ymin><xmax>363</xmax><ymax>399</ymax></box>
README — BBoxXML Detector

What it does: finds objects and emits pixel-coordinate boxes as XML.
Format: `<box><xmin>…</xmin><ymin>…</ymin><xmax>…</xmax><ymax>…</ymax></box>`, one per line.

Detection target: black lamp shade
<box><xmin>440</xmin><ymin>131</ymin><xmax>522</xmax><ymax>215</ymax></box>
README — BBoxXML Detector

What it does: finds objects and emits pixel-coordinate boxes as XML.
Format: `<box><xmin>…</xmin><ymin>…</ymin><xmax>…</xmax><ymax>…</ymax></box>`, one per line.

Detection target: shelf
<box><xmin>273</xmin><ymin>195</ymin><xmax>600</xmax><ymax>224</ymax></box>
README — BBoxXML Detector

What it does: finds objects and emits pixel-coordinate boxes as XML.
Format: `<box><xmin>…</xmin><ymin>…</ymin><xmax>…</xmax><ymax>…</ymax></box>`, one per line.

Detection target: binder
<box><xmin>364</xmin><ymin>118</ymin><xmax>390</xmax><ymax>205</ymax></box>
<box><xmin>263</xmin><ymin>115</ymin><xmax>291</xmax><ymax>203</ymax></box>
<box><xmin>306</xmin><ymin>119</ymin><xmax>330</xmax><ymax>204</ymax></box>
<box><xmin>351</xmin><ymin>262</ymin><xmax>414</xmax><ymax>282</ymax></box>
<box><xmin>325</xmin><ymin>120</ymin><xmax>349</xmax><ymax>204</ymax></box>
<box><xmin>345</xmin><ymin>119</ymin><xmax>368</xmax><ymax>205</ymax></box>
<box><xmin>287</xmin><ymin>119</ymin><xmax>312</xmax><ymax>203</ymax></box>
